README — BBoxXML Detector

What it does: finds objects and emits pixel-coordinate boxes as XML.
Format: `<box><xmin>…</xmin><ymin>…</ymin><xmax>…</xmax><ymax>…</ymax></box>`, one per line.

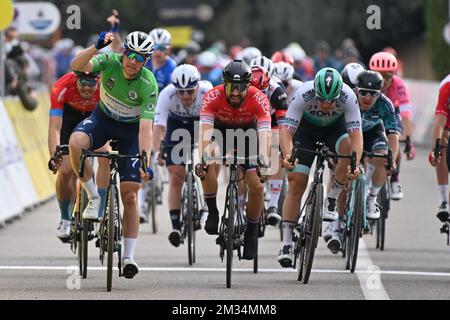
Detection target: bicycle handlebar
<box><xmin>363</xmin><ymin>149</ymin><xmax>393</xmax><ymax>171</ymax></box>
<box><xmin>290</xmin><ymin>142</ymin><xmax>357</xmax><ymax>174</ymax></box>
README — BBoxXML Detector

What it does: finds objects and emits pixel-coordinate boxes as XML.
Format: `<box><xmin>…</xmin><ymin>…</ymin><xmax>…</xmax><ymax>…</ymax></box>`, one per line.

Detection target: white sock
<box><xmin>282</xmin><ymin>221</ymin><xmax>295</xmax><ymax>246</ymax></box>
<box><xmin>365</xmin><ymin>163</ymin><xmax>376</xmax><ymax>184</ymax></box>
<box><xmin>269</xmin><ymin>180</ymin><xmax>283</xmax><ymax>208</ymax></box>
<box><xmin>328</xmin><ymin>179</ymin><xmax>345</xmax><ymax>200</ymax></box>
<box><xmin>124</xmin><ymin>238</ymin><xmax>137</xmax><ymax>260</ymax></box>
<box><xmin>83</xmin><ymin>179</ymin><xmax>99</xmax><ymax>200</ymax></box>
<box><xmin>138</xmin><ymin>187</ymin><xmax>147</xmax><ymax>208</ymax></box>
<box><xmin>369</xmin><ymin>185</ymin><xmax>383</xmax><ymax>198</ymax></box>
<box><xmin>438</xmin><ymin>185</ymin><xmax>449</xmax><ymax>204</ymax></box>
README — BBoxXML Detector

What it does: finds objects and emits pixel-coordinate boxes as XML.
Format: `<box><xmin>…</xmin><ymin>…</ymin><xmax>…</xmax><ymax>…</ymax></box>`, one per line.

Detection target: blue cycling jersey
<box><xmin>145</xmin><ymin>57</ymin><xmax>177</xmax><ymax>92</ymax></box>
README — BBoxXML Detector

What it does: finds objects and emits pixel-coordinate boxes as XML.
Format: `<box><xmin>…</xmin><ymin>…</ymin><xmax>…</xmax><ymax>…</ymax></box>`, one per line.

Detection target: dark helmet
<box><xmin>222</xmin><ymin>60</ymin><xmax>252</xmax><ymax>84</ymax></box>
<box><xmin>341</xmin><ymin>63</ymin><xmax>365</xmax><ymax>89</ymax></box>
<box><xmin>73</xmin><ymin>70</ymin><xmax>101</xmax><ymax>79</ymax></box>
<box><xmin>356</xmin><ymin>70</ymin><xmax>384</xmax><ymax>91</ymax></box>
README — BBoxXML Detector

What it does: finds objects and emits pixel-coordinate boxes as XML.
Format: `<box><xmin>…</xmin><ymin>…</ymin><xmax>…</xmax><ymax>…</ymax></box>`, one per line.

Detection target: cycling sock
<box><xmin>124</xmin><ymin>238</ymin><xmax>137</xmax><ymax>260</ymax></box>
<box><xmin>58</xmin><ymin>199</ymin><xmax>71</xmax><ymax>221</ymax></box>
<box><xmin>391</xmin><ymin>159</ymin><xmax>401</xmax><ymax>183</ymax></box>
<box><xmin>98</xmin><ymin>188</ymin><xmax>107</xmax><ymax>218</ymax></box>
<box><xmin>268</xmin><ymin>179</ymin><xmax>283</xmax><ymax>208</ymax></box>
<box><xmin>170</xmin><ymin>209</ymin><xmax>181</xmax><ymax>230</ymax></box>
<box><xmin>327</xmin><ymin>179</ymin><xmax>346</xmax><ymax>201</ymax></box>
<box><xmin>365</xmin><ymin>163</ymin><xmax>376</xmax><ymax>185</ymax></box>
<box><xmin>204</xmin><ymin>193</ymin><xmax>219</xmax><ymax>216</ymax></box>
<box><xmin>369</xmin><ymin>184</ymin><xmax>383</xmax><ymax>198</ymax></box>
<box><xmin>83</xmin><ymin>179</ymin><xmax>100</xmax><ymax>200</ymax></box>
<box><xmin>439</xmin><ymin>185</ymin><xmax>449</xmax><ymax>204</ymax></box>
<box><xmin>138</xmin><ymin>187</ymin><xmax>147</xmax><ymax>208</ymax></box>
<box><xmin>282</xmin><ymin>221</ymin><xmax>296</xmax><ymax>246</ymax></box>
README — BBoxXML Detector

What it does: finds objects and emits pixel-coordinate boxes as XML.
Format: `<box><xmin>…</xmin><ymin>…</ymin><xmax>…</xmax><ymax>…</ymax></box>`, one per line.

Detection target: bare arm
<box><xmin>348</xmin><ymin>131</ymin><xmax>364</xmax><ymax>164</ymax></box>
<box><xmin>70</xmin><ymin>32</ymin><xmax>114</xmax><ymax>72</ymax></box>
<box><xmin>199</xmin><ymin>123</ymin><xmax>215</xmax><ymax>163</ymax></box>
<box><xmin>139</xmin><ymin>119</ymin><xmax>153</xmax><ymax>161</ymax></box>
<box><xmin>48</xmin><ymin>116</ymin><xmax>62</xmax><ymax>157</ymax></box>
<box><xmin>152</xmin><ymin>124</ymin><xmax>166</xmax><ymax>154</ymax></box>
<box><xmin>280</xmin><ymin>127</ymin><xmax>295</xmax><ymax>169</ymax></box>
<box><xmin>387</xmin><ymin>133</ymin><xmax>400</xmax><ymax>161</ymax></box>
<box><xmin>432</xmin><ymin>114</ymin><xmax>447</xmax><ymax>145</ymax></box>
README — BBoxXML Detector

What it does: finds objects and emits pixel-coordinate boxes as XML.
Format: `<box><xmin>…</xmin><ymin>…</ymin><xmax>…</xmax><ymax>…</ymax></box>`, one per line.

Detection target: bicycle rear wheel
<box><xmin>226</xmin><ymin>185</ymin><xmax>238</xmax><ymax>289</ymax></box>
<box><xmin>377</xmin><ymin>182</ymin><xmax>388</xmax><ymax>251</ymax></box>
<box><xmin>297</xmin><ymin>183</ymin><xmax>323</xmax><ymax>284</ymax></box>
<box><xmin>150</xmin><ymin>180</ymin><xmax>157</xmax><ymax>234</ymax></box>
<box><xmin>278</xmin><ymin>178</ymin><xmax>287</xmax><ymax>241</ymax></box>
<box><xmin>79</xmin><ymin>189</ymin><xmax>89</xmax><ymax>279</ymax></box>
<box><xmin>350</xmin><ymin>179</ymin><xmax>364</xmax><ymax>273</ymax></box>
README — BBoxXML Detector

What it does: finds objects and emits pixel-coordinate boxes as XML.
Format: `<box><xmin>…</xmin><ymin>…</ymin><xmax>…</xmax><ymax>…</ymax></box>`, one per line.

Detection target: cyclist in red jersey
<box><xmin>429</xmin><ymin>75</ymin><xmax>450</xmax><ymax>223</ymax></box>
<box><xmin>369</xmin><ymin>52</ymin><xmax>415</xmax><ymax>201</ymax></box>
<box><xmin>198</xmin><ymin>60</ymin><xmax>272</xmax><ymax>260</ymax></box>
<box><xmin>48</xmin><ymin>70</ymin><xmax>109</xmax><ymax>242</ymax></box>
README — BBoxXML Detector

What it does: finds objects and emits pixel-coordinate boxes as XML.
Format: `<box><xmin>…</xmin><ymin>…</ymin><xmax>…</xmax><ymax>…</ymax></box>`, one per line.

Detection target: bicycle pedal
<box><xmin>440</xmin><ymin>225</ymin><xmax>449</xmax><ymax>235</ymax></box>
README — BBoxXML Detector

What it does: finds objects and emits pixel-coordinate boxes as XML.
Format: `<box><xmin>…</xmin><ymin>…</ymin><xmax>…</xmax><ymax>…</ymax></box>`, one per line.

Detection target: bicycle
<box><xmin>173</xmin><ymin>143</ymin><xmax>207</xmax><ymax>266</ymax></box>
<box><xmin>291</xmin><ymin>142</ymin><xmax>357</xmax><ymax>284</ymax></box>
<box><xmin>196</xmin><ymin>153</ymin><xmax>265</xmax><ymax>288</ymax></box>
<box><xmin>365</xmin><ymin>150</ymin><xmax>393</xmax><ymax>251</ymax></box>
<box><xmin>49</xmin><ymin>145</ymin><xmax>92</xmax><ymax>279</ymax></box>
<box><xmin>79</xmin><ymin>140</ymin><xmax>150</xmax><ymax>292</ymax></box>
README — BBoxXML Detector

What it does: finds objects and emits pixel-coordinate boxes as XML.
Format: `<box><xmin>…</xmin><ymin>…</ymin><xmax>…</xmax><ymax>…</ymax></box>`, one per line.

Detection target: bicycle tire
<box><xmin>253</xmin><ymin>235</ymin><xmax>258</xmax><ymax>274</ymax></box>
<box><xmin>226</xmin><ymin>185</ymin><xmax>238</xmax><ymax>289</ymax></box>
<box><xmin>150</xmin><ymin>179</ymin><xmax>157</xmax><ymax>234</ymax></box>
<box><xmin>80</xmin><ymin>189</ymin><xmax>89</xmax><ymax>279</ymax></box>
<box><xmin>350</xmin><ymin>179</ymin><xmax>364</xmax><ymax>273</ymax></box>
<box><xmin>297</xmin><ymin>183</ymin><xmax>322</xmax><ymax>284</ymax></box>
<box><xmin>278</xmin><ymin>178</ymin><xmax>287</xmax><ymax>241</ymax></box>
<box><xmin>187</xmin><ymin>173</ymin><xmax>194</xmax><ymax>266</ymax></box>
<box><xmin>106</xmin><ymin>185</ymin><xmax>117</xmax><ymax>292</ymax></box>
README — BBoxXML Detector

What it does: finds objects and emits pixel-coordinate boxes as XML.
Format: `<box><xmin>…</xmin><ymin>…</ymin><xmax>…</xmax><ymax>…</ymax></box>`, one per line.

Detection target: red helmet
<box><xmin>271</xmin><ymin>51</ymin><xmax>294</xmax><ymax>66</ymax></box>
<box><xmin>251</xmin><ymin>66</ymin><xmax>270</xmax><ymax>91</ymax></box>
<box><xmin>369</xmin><ymin>52</ymin><xmax>398</xmax><ymax>73</ymax></box>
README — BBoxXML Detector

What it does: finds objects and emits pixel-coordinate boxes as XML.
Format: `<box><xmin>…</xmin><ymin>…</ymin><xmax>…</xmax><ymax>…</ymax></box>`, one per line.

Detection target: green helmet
<box><xmin>314</xmin><ymin>68</ymin><xmax>343</xmax><ymax>101</ymax></box>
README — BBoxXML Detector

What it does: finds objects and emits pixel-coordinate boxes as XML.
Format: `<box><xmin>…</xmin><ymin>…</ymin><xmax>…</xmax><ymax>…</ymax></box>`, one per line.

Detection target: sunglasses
<box><xmin>176</xmin><ymin>88</ymin><xmax>196</xmax><ymax>96</ymax></box>
<box><xmin>316</xmin><ymin>95</ymin><xmax>338</xmax><ymax>104</ymax></box>
<box><xmin>78</xmin><ymin>78</ymin><xmax>98</xmax><ymax>87</ymax></box>
<box><xmin>154</xmin><ymin>44</ymin><xmax>168</xmax><ymax>52</ymax></box>
<box><xmin>225</xmin><ymin>82</ymin><xmax>249</xmax><ymax>94</ymax></box>
<box><xmin>124</xmin><ymin>50</ymin><xmax>147</xmax><ymax>63</ymax></box>
<box><xmin>358</xmin><ymin>89</ymin><xmax>380</xmax><ymax>98</ymax></box>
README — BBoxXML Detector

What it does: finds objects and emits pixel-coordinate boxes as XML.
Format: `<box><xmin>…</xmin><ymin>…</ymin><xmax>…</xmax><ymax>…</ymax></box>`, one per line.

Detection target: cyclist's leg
<box><xmin>167</xmin><ymin>164</ymin><xmax>186</xmax><ymax>247</ymax></box>
<box><xmin>267</xmin><ymin>128</ymin><xmax>284</xmax><ymax>224</ymax></box>
<box><xmin>436</xmin><ymin>130</ymin><xmax>449</xmax><ymax>222</ymax></box>
<box><xmin>70</xmin><ymin>108</ymin><xmax>109</xmax><ymax>220</ymax></box>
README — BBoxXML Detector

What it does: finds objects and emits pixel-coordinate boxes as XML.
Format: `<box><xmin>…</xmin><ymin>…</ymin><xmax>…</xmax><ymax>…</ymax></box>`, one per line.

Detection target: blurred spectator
<box><xmin>284</xmin><ymin>43</ymin><xmax>314</xmax><ymax>81</ymax></box>
<box><xmin>175</xmin><ymin>41</ymin><xmax>201</xmax><ymax>65</ymax></box>
<box><xmin>229</xmin><ymin>45</ymin><xmax>243</xmax><ymax>60</ymax></box>
<box><xmin>196</xmin><ymin>51</ymin><xmax>222</xmax><ymax>86</ymax></box>
<box><xmin>54</xmin><ymin>38</ymin><xmax>75</xmax><ymax>78</ymax></box>
<box><xmin>383</xmin><ymin>47</ymin><xmax>404</xmax><ymax>77</ymax></box>
<box><xmin>4</xmin><ymin>26</ymin><xmax>38</xmax><ymax>110</ymax></box>
<box><xmin>312</xmin><ymin>40</ymin><xmax>339</xmax><ymax>74</ymax></box>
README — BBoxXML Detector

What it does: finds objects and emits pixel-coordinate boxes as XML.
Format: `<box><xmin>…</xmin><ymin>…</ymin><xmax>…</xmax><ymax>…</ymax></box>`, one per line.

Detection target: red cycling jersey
<box><xmin>200</xmin><ymin>85</ymin><xmax>271</xmax><ymax>131</ymax></box>
<box><xmin>49</xmin><ymin>72</ymin><xmax>100</xmax><ymax>117</ymax></box>
<box><xmin>435</xmin><ymin>75</ymin><xmax>450</xmax><ymax>129</ymax></box>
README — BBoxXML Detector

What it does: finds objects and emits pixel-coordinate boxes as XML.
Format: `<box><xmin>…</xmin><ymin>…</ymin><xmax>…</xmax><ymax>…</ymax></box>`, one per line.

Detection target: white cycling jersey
<box><xmin>154</xmin><ymin>80</ymin><xmax>213</xmax><ymax>127</ymax></box>
<box><xmin>283</xmin><ymin>81</ymin><xmax>362</xmax><ymax>132</ymax></box>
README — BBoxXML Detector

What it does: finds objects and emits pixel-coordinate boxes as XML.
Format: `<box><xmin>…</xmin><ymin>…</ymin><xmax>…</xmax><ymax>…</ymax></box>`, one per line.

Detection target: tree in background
<box><xmin>425</xmin><ymin>0</ymin><xmax>450</xmax><ymax>80</ymax></box>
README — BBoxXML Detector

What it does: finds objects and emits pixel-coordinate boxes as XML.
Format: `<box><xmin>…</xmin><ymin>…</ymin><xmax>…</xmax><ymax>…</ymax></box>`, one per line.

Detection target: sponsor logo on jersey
<box><xmin>106</xmin><ymin>78</ymin><xmax>115</xmax><ymax>90</ymax></box>
<box><xmin>128</xmin><ymin>90</ymin><xmax>138</xmax><ymax>101</ymax></box>
<box><xmin>302</xmin><ymin>89</ymin><xmax>315</xmax><ymax>103</ymax></box>
<box><xmin>309</xmin><ymin>110</ymin><xmax>340</xmax><ymax>118</ymax></box>
<box><xmin>146</xmin><ymin>103</ymin><xmax>155</xmax><ymax>112</ymax></box>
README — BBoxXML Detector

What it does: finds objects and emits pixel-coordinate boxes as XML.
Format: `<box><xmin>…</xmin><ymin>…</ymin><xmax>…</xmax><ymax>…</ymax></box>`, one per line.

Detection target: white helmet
<box><xmin>341</xmin><ymin>63</ymin><xmax>365</xmax><ymax>88</ymax></box>
<box><xmin>171</xmin><ymin>64</ymin><xmax>201</xmax><ymax>90</ymax></box>
<box><xmin>124</xmin><ymin>31</ymin><xmax>154</xmax><ymax>56</ymax></box>
<box><xmin>274</xmin><ymin>62</ymin><xmax>294</xmax><ymax>82</ymax></box>
<box><xmin>237</xmin><ymin>47</ymin><xmax>262</xmax><ymax>65</ymax></box>
<box><xmin>285</xmin><ymin>43</ymin><xmax>306</xmax><ymax>62</ymax></box>
<box><xmin>197</xmin><ymin>51</ymin><xmax>218</xmax><ymax>68</ymax></box>
<box><xmin>250</xmin><ymin>56</ymin><xmax>275</xmax><ymax>76</ymax></box>
<box><xmin>149</xmin><ymin>28</ymin><xmax>172</xmax><ymax>46</ymax></box>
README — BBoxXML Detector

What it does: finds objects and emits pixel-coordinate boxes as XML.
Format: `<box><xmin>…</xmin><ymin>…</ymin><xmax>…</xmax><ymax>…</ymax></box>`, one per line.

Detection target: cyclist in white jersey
<box><xmin>274</xmin><ymin>61</ymin><xmax>303</xmax><ymax>102</ymax></box>
<box><xmin>152</xmin><ymin>64</ymin><xmax>213</xmax><ymax>247</ymax></box>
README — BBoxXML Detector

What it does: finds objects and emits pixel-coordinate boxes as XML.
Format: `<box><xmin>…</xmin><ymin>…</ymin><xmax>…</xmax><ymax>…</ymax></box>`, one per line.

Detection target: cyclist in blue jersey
<box><xmin>146</xmin><ymin>28</ymin><xmax>177</xmax><ymax>92</ymax></box>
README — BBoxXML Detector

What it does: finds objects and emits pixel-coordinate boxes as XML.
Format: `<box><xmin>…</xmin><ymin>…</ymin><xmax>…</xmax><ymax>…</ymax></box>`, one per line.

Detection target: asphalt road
<box><xmin>1</xmin><ymin>148</ymin><xmax>450</xmax><ymax>301</ymax></box>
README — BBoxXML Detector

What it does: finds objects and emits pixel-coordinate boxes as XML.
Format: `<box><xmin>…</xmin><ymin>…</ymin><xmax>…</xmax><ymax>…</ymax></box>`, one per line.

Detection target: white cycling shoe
<box><xmin>57</xmin><ymin>220</ymin><xmax>71</xmax><ymax>242</ymax></box>
<box><xmin>82</xmin><ymin>197</ymin><xmax>101</xmax><ymax>221</ymax></box>
<box><xmin>122</xmin><ymin>258</ymin><xmax>139</xmax><ymax>279</ymax></box>
<box><xmin>390</xmin><ymin>182</ymin><xmax>404</xmax><ymax>201</ymax></box>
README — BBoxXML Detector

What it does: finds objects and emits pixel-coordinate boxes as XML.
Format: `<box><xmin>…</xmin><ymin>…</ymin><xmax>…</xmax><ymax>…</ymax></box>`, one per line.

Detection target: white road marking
<box><xmin>355</xmin><ymin>239</ymin><xmax>390</xmax><ymax>300</ymax></box>
<box><xmin>1</xmin><ymin>264</ymin><xmax>450</xmax><ymax>278</ymax></box>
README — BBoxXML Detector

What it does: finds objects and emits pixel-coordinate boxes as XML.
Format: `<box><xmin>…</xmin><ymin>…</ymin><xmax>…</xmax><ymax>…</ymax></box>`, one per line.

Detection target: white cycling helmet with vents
<box><xmin>124</xmin><ymin>31</ymin><xmax>154</xmax><ymax>56</ymax></box>
<box><xmin>250</xmin><ymin>56</ymin><xmax>275</xmax><ymax>76</ymax></box>
<box><xmin>171</xmin><ymin>64</ymin><xmax>201</xmax><ymax>90</ymax></box>
<box><xmin>274</xmin><ymin>62</ymin><xmax>294</xmax><ymax>82</ymax></box>
<box><xmin>149</xmin><ymin>28</ymin><xmax>172</xmax><ymax>46</ymax></box>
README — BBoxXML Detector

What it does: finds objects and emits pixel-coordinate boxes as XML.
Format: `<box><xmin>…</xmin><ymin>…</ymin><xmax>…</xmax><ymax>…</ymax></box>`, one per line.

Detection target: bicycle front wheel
<box><xmin>187</xmin><ymin>174</ymin><xmax>195</xmax><ymax>266</ymax></box>
<box><xmin>106</xmin><ymin>185</ymin><xmax>118</xmax><ymax>292</ymax></box>
<box><xmin>297</xmin><ymin>183</ymin><xmax>323</xmax><ymax>284</ymax></box>
<box><xmin>350</xmin><ymin>179</ymin><xmax>365</xmax><ymax>273</ymax></box>
<box><xmin>150</xmin><ymin>180</ymin><xmax>157</xmax><ymax>234</ymax></box>
<box><xmin>226</xmin><ymin>185</ymin><xmax>238</xmax><ymax>289</ymax></box>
